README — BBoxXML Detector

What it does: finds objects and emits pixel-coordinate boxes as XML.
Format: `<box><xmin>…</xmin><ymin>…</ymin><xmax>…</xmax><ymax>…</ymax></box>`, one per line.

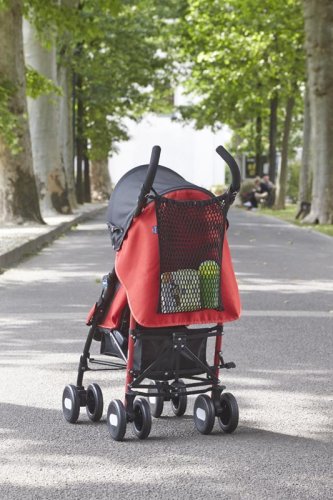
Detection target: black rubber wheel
<box><xmin>132</xmin><ymin>398</ymin><xmax>152</xmax><ymax>440</ymax></box>
<box><xmin>170</xmin><ymin>379</ymin><xmax>187</xmax><ymax>417</ymax></box>
<box><xmin>62</xmin><ymin>384</ymin><xmax>80</xmax><ymax>424</ymax></box>
<box><xmin>86</xmin><ymin>383</ymin><xmax>103</xmax><ymax>422</ymax></box>
<box><xmin>217</xmin><ymin>392</ymin><xmax>239</xmax><ymax>433</ymax></box>
<box><xmin>148</xmin><ymin>381</ymin><xmax>164</xmax><ymax>418</ymax></box>
<box><xmin>107</xmin><ymin>399</ymin><xmax>127</xmax><ymax>441</ymax></box>
<box><xmin>193</xmin><ymin>394</ymin><xmax>215</xmax><ymax>435</ymax></box>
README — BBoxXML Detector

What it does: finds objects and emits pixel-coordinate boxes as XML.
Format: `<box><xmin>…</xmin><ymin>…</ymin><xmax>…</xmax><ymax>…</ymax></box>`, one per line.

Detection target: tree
<box><xmin>298</xmin><ymin>84</ymin><xmax>311</xmax><ymax>206</ymax></box>
<box><xmin>0</xmin><ymin>0</ymin><xmax>43</xmax><ymax>223</ymax></box>
<box><xmin>275</xmin><ymin>95</ymin><xmax>295</xmax><ymax>208</ymax></box>
<box><xmin>173</xmin><ymin>0</ymin><xmax>304</xmax><ymax>204</ymax></box>
<box><xmin>302</xmin><ymin>0</ymin><xmax>333</xmax><ymax>224</ymax></box>
<box><xmin>23</xmin><ymin>18</ymin><xmax>71</xmax><ymax>215</ymax></box>
<box><xmin>57</xmin><ymin>45</ymin><xmax>77</xmax><ymax>210</ymax></box>
<box><xmin>1</xmin><ymin>0</ymin><xmax>179</xmax><ymax>218</ymax></box>
<box><xmin>69</xmin><ymin>0</ymin><xmax>172</xmax><ymax>201</ymax></box>
<box><xmin>24</xmin><ymin>0</ymin><xmax>100</xmax><ymax>212</ymax></box>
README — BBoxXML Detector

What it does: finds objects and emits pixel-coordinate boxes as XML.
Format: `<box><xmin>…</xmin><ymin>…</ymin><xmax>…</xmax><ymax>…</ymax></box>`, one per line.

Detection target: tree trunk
<box><xmin>298</xmin><ymin>84</ymin><xmax>312</xmax><ymax>205</ymax></box>
<box><xmin>302</xmin><ymin>0</ymin><xmax>333</xmax><ymax>224</ymax></box>
<box><xmin>268</xmin><ymin>95</ymin><xmax>278</xmax><ymax>183</ymax></box>
<box><xmin>275</xmin><ymin>96</ymin><xmax>295</xmax><ymax>209</ymax></box>
<box><xmin>23</xmin><ymin>20</ymin><xmax>71</xmax><ymax>216</ymax></box>
<box><xmin>57</xmin><ymin>0</ymin><xmax>77</xmax><ymax>210</ymax></box>
<box><xmin>75</xmin><ymin>72</ymin><xmax>84</xmax><ymax>204</ymax></box>
<box><xmin>91</xmin><ymin>158</ymin><xmax>112</xmax><ymax>201</ymax></box>
<box><xmin>83</xmin><ymin>140</ymin><xmax>91</xmax><ymax>202</ymax></box>
<box><xmin>0</xmin><ymin>1</ymin><xmax>43</xmax><ymax>224</ymax></box>
<box><xmin>58</xmin><ymin>63</ymin><xmax>77</xmax><ymax>210</ymax></box>
<box><xmin>255</xmin><ymin>115</ymin><xmax>262</xmax><ymax>174</ymax></box>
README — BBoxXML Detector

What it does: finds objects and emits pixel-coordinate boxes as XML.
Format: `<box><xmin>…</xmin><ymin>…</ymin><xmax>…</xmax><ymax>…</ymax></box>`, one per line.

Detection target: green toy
<box><xmin>198</xmin><ymin>260</ymin><xmax>220</xmax><ymax>309</ymax></box>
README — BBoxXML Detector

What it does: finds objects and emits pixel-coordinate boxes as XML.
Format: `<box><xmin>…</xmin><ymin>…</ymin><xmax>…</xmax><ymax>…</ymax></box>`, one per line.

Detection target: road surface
<box><xmin>0</xmin><ymin>208</ymin><xmax>332</xmax><ymax>499</ymax></box>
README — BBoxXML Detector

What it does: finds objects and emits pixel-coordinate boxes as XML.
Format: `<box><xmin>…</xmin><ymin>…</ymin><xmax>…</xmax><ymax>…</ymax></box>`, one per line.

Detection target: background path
<box><xmin>0</xmin><ymin>208</ymin><xmax>332</xmax><ymax>499</ymax></box>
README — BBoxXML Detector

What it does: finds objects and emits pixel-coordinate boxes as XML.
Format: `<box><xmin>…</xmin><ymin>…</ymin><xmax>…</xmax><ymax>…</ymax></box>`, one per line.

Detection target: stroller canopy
<box><xmin>107</xmin><ymin>164</ymin><xmax>213</xmax><ymax>251</ymax></box>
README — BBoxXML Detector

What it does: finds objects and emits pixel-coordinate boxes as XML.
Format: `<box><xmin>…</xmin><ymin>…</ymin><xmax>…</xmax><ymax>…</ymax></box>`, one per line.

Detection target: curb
<box><xmin>0</xmin><ymin>206</ymin><xmax>106</xmax><ymax>271</ymax></box>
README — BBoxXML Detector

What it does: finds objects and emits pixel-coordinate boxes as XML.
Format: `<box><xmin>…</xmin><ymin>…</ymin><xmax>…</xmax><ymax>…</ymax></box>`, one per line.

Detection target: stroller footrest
<box><xmin>220</xmin><ymin>361</ymin><xmax>236</xmax><ymax>369</ymax></box>
<box><xmin>219</xmin><ymin>353</ymin><xmax>236</xmax><ymax>369</ymax></box>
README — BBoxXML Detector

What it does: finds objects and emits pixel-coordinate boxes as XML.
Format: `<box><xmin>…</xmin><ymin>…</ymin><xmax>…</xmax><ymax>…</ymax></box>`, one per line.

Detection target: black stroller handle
<box><xmin>133</xmin><ymin>145</ymin><xmax>161</xmax><ymax>217</ymax></box>
<box><xmin>216</xmin><ymin>145</ymin><xmax>241</xmax><ymax>194</ymax></box>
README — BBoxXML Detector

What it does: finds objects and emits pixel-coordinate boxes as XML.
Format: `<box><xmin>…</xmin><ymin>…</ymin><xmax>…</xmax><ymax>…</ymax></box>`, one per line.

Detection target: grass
<box><xmin>257</xmin><ymin>204</ymin><xmax>333</xmax><ymax>237</ymax></box>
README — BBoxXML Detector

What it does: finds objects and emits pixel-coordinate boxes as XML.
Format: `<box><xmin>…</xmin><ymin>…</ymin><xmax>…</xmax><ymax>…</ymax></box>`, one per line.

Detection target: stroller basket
<box><xmin>133</xmin><ymin>329</ymin><xmax>208</xmax><ymax>380</ymax></box>
<box><xmin>156</xmin><ymin>194</ymin><xmax>227</xmax><ymax>314</ymax></box>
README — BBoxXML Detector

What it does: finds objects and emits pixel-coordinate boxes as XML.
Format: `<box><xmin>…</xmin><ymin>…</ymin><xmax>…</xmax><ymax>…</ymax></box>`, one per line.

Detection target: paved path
<box><xmin>0</xmin><ymin>208</ymin><xmax>332</xmax><ymax>499</ymax></box>
<box><xmin>0</xmin><ymin>203</ymin><xmax>106</xmax><ymax>270</ymax></box>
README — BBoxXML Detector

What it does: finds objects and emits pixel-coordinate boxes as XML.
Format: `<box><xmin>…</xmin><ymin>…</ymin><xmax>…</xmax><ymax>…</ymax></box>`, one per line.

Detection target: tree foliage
<box><xmin>0</xmin><ymin>79</ymin><xmax>21</xmax><ymax>154</ymax></box>
<box><xmin>1</xmin><ymin>0</ymin><xmax>171</xmax><ymax>158</ymax></box>
<box><xmin>73</xmin><ymin>1</ymin><xmax>172</xmax><ymax>160</ymax></box>
<box><xmin>25</xmin><ymin>65</ymin><xmax>62</xmax><ymax>99</ymax></box>
<box><xmin>173</xmin><ymin>0</ymin><xmax>305</xmax><ymax>157</ymax></box>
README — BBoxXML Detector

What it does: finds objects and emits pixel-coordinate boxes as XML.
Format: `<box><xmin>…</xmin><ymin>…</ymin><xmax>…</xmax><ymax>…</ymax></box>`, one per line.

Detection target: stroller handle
<box><xmin>133</xmin><ymin>145</ymin><xmax>161</xmax><ymax>217</ymax></box>
<box><xmin>216</xmin><ymin>145</ymin><xmax>241</xmax><ymax>194</ymax></box>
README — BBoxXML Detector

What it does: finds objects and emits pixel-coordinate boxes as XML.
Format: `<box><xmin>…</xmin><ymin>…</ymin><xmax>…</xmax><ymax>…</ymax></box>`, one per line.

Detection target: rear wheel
<box><xmin>86</xmin><ymin>383</ymin><xmax>103</xmax><ymax>422</ymax></box>
<box><xmin>193</xmin><ymin>394</ymin><xmax>215</xmax><ymax>435</ymax></box>
<box><xmin>170</xmin><ymin>379</ymin><xmax>187</xmax><ymax>417</ymax></box>
<box><xmin>132</xmin><ymin>398</ymin><xmax>152</xmax><ymax>439</ymax></box>
<box><xmin>107</xmin><ymin>399</ymin><xmax>127</xmax><ymax>441</ymax></box>
<box><xmin>217</xmin><ymin>392</ymin><xmax>239</xmax><ymax>433</ymax></box>
<box><xmin>148</xmin><ymin>381</ymin><xmax>164</xmax><ymax>418</ymax></box>
<box><xmin>62</xmin><ymin>384</ymin><xmax>80</xmax><ymax>424</ymax></box>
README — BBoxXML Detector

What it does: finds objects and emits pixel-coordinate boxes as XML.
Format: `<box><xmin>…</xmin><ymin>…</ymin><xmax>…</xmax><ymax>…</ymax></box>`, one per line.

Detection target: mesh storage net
<box><xmin>155</xmin><ymin>195</ymin><xmax>227</xmax><ymax>314</ymax></box>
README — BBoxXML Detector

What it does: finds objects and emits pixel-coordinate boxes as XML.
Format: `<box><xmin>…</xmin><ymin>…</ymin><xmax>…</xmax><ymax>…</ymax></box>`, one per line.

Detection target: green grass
<box><xmin>258</xmin><ymin>204</ymin><xmax>333</xmax><ymax>237</ymax></box>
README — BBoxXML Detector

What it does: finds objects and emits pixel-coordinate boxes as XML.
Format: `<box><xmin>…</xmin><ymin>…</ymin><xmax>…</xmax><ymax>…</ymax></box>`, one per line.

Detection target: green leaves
<box><xmin>26</xmin><ymin>66</ymin><xmax>62</xmax><ymax>99</ymax></box>
<box><xmin>16</xmin><ymin>0</ymin><xmax>173</xmax><ymax>161</ymax></box>
<box><xmin>0</xmin><ymin>80</ymin><xmax>22</xmax><ymax>155</ymax></box>
<box><xmin>0</xmin><ymin>66</ymin><xmax>62</xmax><ymax>153</ymax></box>
<box><xmin>69</xmin><ymin>0</ymin><xmax>174</xmax><ymax>160</ymax></box>
<box><xmin>174</xmin><ymin>0</ymin><xmax>305</xmax><ymax>155</ymax></box>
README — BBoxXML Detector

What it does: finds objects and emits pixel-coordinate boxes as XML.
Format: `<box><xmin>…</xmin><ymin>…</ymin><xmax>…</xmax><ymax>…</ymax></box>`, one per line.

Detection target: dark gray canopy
<box><xmin>107</xmin><ymin>164</ymin><xmax>213</xmax><ymax>250</ymax></box>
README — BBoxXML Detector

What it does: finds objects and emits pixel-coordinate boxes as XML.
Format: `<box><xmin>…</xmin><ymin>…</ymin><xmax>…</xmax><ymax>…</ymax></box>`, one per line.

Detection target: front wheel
<box><xmin>193</xmin><ymin>394</ymin><xmax>215</xmax><ymax>435</ymax></box>
<box><xmin>217</xmin><ymin>392</ymin><xmax>239</xmax><ymax>433</ymax></box>
<box><xmin>170</xmin><ymin>380</ymin><xmax>187</xmax><ymax>417</ymax></box>
<box><xmin>86</xmin><ymin>383</ymin><xmax>103</xmax><ymax>422</ymax></box>
<box><xmin>132</xmin><ymin>398</ymin><xmax>152</xmax><ymax>439</ymax></box>
<box><xmin>107</xmin><ymin>399</ymin><xmax>127</xmax><ymax>441</ymax></box>
<box><xmin>62</xmin><ymin>384</ymin><xmax>80</xmax><ymax>424</ymax></box>
<box><xmin>148</xmin><ymin>381</ymin><xmax>164</xmax><ymax>418</ymax></box>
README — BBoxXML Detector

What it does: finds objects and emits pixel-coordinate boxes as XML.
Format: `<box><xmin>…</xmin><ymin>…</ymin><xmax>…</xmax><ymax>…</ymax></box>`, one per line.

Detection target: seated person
<box><xmin>243</xmin><ymin>177</ymin><xmax>263</xmax><ymax>209</ymax></box>
<box><xmin>258</xmin><ymin>175</ymin><xmax>275</xmax><ymax>207</ymax></box>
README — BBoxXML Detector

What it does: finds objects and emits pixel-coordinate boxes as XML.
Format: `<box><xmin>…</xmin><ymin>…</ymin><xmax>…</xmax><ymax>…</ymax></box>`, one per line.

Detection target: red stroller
<box><xmin>62</xmin><ymin>145</ymin><xmax>241</xmax><ymax>441</ymax></box>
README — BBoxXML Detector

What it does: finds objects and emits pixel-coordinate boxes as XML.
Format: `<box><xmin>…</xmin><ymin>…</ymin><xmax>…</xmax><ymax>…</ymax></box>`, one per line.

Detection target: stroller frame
<box><xmin>75</xmin><ymin>268</ymin><xmax>235</xmax><ymax>418</ymax></box>
<box><xmin>62</xmin><ymin>145</ymin><xmax>241</xmax><ymax>440</ymax></box>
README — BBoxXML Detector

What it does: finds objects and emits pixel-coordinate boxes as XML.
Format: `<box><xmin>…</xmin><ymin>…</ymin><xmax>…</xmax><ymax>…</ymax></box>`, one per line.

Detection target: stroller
<box><xmin>62</xmin><ymin>145</ymin><xmax>241</xmax><ymax>441</ymax></box>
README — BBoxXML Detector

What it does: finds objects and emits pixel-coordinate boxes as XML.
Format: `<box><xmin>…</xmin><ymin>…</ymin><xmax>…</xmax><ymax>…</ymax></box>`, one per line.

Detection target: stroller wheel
<box><xmin>62</xmin><ymin>384</ymin><xmax>80</xmax><ymax>424</ymax></box>
<box><xmin>107</xmin><ymin>399</ymin><xmax>127</xmax><ymax>441</ymax></box>
<box><xmin>217</xmin><ymin>392</ymin><xmax>239</xmax><ymax>433</ymax></box>
<box><xmin>193</xmin><ymin>394</ymin><xmax>215</xmax><ymax>435</ymax></box>
<box><xmin>148</xmin><ymin>381</ymin><xmax>164</xmax><ymax>418</ymax></box>
<box><xmin>170</xmin><ymin>379</ymin><xmax>187</xmax><ymax>417</ymax></box>
<box><xmin>132</xmin><ymin>398</ymin><xmax>152</xmax><ymax>440</ymax></box>
<box><xmin>86</xmin><ymin>383</ymin><xmax>103</xmax><ymax>422</ymax></box>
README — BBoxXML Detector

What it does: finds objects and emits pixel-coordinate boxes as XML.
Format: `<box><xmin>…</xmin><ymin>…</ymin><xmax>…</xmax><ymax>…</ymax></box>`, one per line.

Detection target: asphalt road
<box><xmin>0</xmin><ymin>208</ymin><xmax>332</xmax><ymax>499</ymax></box>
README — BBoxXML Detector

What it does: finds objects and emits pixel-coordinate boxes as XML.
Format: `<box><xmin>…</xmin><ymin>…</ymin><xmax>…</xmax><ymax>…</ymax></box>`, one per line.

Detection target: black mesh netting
<box><xmin>155</xmin><ymin>195</ymin><xmax>227</xmax><ymax>314</ymax></box>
